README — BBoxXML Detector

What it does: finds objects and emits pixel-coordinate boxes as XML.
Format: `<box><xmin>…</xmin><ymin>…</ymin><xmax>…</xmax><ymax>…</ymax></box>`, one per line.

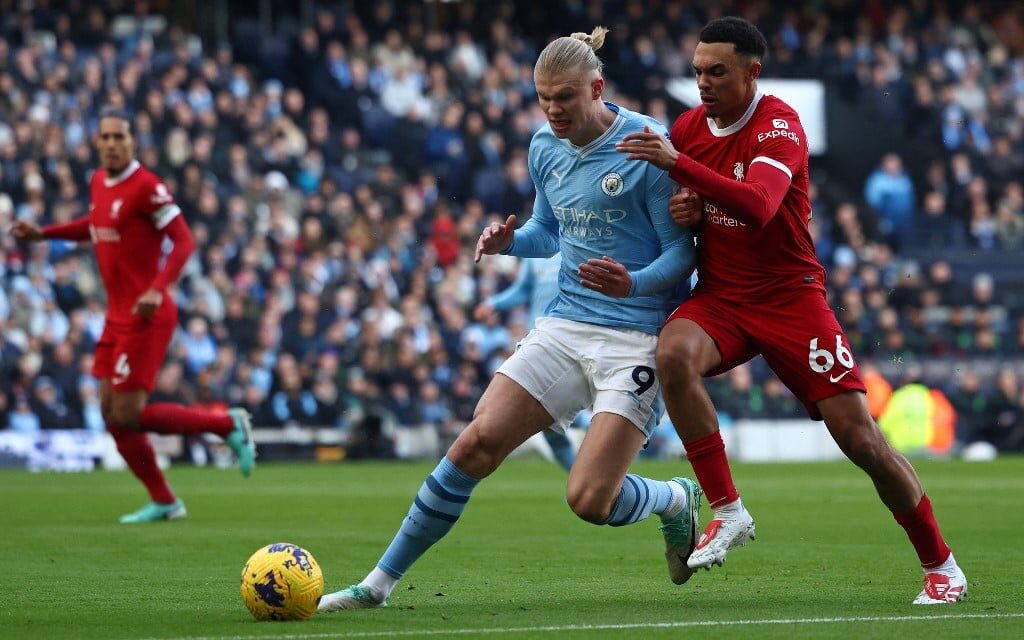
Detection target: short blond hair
<box><xmin>535</xmin><ymin>26</ymin><xmax>609</xmax><ymax>78</ymax></box>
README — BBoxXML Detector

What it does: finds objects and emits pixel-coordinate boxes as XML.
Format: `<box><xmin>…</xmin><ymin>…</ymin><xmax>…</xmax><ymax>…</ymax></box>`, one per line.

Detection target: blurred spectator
<box><xmin>864</xmin><ymin>153</ymin><xmax>915</xmax><ymax>248</ymax></box>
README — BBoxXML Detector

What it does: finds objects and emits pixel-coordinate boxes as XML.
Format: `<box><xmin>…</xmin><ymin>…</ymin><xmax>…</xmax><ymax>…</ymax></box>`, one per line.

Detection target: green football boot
<box><xmin>659</xmin><ymin>477</ymin><xmax>703</xmax><ymax>585</ymax></box>
<box><xmin>225</xmin><ymin>408</ymin><xmax>256</xmax><ymax>477</ymax></box>
<box><xmin>119</xmin><ymin>499</ymin><xmax>187</xmax><ymax>524</ymax></box>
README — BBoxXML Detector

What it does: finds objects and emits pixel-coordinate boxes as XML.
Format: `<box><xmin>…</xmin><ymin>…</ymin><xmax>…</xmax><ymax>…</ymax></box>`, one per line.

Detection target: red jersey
<box><xmin>88</xmin><ymin>160</ymin><xmax>181</xmax><ymax>324</ymax></box>
<box><xmin>669</xmin><ymin>93</ymin><xmax>824</xmax><ymax>300</ymax></box>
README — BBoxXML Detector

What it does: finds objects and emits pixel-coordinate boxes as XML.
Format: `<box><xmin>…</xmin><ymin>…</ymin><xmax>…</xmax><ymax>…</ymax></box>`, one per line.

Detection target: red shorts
<box><xmin>92</xmin><ymin>314</ymin><xmax>177</xmax><ymax>393</ymax></box>
<box><xmin>667</xmin><ymin>288</ymin><xmax>866</xmax><ymax>420</ymax></box>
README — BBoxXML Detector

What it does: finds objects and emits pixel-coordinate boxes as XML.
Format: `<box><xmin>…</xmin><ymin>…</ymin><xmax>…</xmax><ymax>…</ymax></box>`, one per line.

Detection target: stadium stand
<box><xmin>1</xmin><ymin>0</ymin><xmax>1022</xmax><ymax>457</ymax></box>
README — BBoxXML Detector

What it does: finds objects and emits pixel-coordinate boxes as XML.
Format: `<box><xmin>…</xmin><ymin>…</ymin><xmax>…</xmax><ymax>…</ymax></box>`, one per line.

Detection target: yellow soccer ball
<box><xmin>240</xmin><ymin>543</ymin><xmax>325</xmax><ymax>621</ymax></box>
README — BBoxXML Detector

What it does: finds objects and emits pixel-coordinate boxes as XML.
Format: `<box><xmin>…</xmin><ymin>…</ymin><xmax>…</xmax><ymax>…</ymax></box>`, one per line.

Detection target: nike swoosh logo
<box><xmin>829</xmin><ymin>370</ymin><xmax>852</xmax><ymax>383</ymax></box>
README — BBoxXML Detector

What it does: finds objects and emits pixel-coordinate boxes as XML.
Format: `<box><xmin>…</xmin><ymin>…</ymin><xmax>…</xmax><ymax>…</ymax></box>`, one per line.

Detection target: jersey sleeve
<box><xmin>748</xmin><ymin>109</ymin><xmax>806</xmax><ymax>184</ymax></box>
<box><xmin>140</xmin><ymin>173</ymin><xmax>182</xmax><ymax>230</ymax></box>
<box><xmin>505</xmin><ymin>139</ymin><xmax>559</xmax><ymax>258</ymax></box>
<box><xmin>628</xmin><ymin>163</ymin><xmax>696</xmax><ymax>297</ymax></box>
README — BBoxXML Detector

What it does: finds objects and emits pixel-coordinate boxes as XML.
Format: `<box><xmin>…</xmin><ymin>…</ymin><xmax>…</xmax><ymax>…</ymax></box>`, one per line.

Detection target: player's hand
<box><xmin>473</xmin><ymin>302</ymin><xmax>495</xmax><ymax>321</ymax></box>
<box><xmin>475</xmin><ymin>214</ymin><xmax>516</xmax><ymax>263</ymax></box>
<box><xmin>670</xmin><ymin>188</ymin><xmax>703</xmax><ymax>227</ymax></box>
<box><xmin>578</xmin><ymin>256</ymin><xmax>632</xmax><ymax>297</ymax></box>
<box><xmin>132</xmin><ymin>288</ymin><xmax>163</xmax><ymax>318</ymax></box>
<box><xmin>615</xmin><ymin>125</ymin><xmax>679</xmax><ymax>171</ymax></box>
<box><xmin>10</xmin><ymin>219</ymin><xmax>44</xmax><ymax>242</ymax></box>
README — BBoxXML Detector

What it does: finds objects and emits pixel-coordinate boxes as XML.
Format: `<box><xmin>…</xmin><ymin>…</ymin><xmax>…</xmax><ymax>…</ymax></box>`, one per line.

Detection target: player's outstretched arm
<box><xmin>666</xmin><ymin>154</ymin><xmax>789</xmax><ymax>229</ymax></box>
<box><xmin>617</xmin><ymin>126</ymin><xmax>790</xmax><ymax>229</ymax></box>
<box><xmin>474</xmin><ymin>214</ymin><xmax>517</xmax><ymax>263</ymax></box>
<box><xmin>10</xmin><ymin>219</ymin><xmax>44</xmax><ymax>241</ymax></box>
<box><xmin>12</xmin><ymin>215</ymin><xmax>92</xmax><ymax>242</ymax></box>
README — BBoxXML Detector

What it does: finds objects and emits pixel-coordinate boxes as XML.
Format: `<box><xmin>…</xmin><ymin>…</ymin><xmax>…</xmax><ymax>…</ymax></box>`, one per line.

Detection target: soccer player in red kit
<box><xmin>616</xmin><ymin>17</ymin><xmax>966</xmax><ymax>604</ymax></box>
<box><xmin>12</xmin><ymin>107</ymin><xmax>256</xmax><ymax>523</ymax></box>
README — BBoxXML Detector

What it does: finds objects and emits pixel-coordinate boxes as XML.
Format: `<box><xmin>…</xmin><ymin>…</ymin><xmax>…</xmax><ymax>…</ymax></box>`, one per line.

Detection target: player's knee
<box><xmin>565</xmin><ymin>483</ymin><xmax>615</xmax><ymax>524</ymax></box>
<box><xmin>109</xmin><ymin>404</ymin><xmax>142</xmax><ymax>429</ymax></box>
<box><xmin>447</xmin><ymin>423</ymin><xmax>500</xmax><ymax>478</ymax></box>
<box><xmin>656</xmin><ymin>336</ymin><xmax>701</xmax><ymax>384</ymax></box>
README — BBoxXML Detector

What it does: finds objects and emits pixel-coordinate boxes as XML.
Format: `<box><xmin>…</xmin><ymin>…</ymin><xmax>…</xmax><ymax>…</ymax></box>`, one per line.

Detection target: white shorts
<box><xmin>496</xmin><ymin>317</ymin><xmax>662</xmax><ymax>438</ymax></box>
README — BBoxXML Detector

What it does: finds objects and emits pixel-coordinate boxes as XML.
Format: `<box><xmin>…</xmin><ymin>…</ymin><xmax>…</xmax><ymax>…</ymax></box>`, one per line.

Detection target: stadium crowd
<box><xmin>1</xmin><ymin>0</ymin><xmax>1022</xmax><ymax>454</ymax></box>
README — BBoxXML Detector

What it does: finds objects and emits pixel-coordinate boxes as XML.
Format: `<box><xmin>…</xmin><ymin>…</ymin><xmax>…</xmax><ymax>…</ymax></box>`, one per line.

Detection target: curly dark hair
<box><xmin>699</xmin><ymin>17</ymin><xmax>768</xmax><ymax>61</ymax></box>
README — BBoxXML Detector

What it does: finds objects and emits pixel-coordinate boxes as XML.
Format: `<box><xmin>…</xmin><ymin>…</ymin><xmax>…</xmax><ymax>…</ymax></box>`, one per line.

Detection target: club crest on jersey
<box><xmin>772</xmin><ymin>119</ymin><xmax>789</xmax><ymax>129</ymax></box>
<box><xmin>601</xmin><ymin>172</ymin><xmax>624</xmax><ymax>197</ymax></box>
<box><xmin>110</xmin><ymin>198</ymin><xmax>123</xmax><ymax>219</ymax></box>
<box><xmin>733</xmin><ymin>163</ymin><xmax>745</xmax><ymax>181</ymax></box>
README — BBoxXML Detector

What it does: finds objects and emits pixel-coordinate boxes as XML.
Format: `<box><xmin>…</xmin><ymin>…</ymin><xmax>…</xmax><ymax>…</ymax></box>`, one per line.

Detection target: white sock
<box><xmin>660</xmin><ymin>481</ymin><xmax>688</xmax><ymax>520</ymax></box>
<box><xmin>714</xmin><ymin>497</ymin><xmax>744</xmax><ymax>517</ymax></box>
<box><xmin>360</xmin><ymin>567</ymin><xmax>398</xmax><ymax>599</ymax></box>
<box><xmin>926</xmin><ymin>552</ymin><xmax>958</xmax><ymax>575</ymax></box>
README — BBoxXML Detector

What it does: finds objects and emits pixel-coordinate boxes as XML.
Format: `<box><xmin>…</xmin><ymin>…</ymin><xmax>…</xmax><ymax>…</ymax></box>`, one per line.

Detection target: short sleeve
<box><xmin>142</xmin><ymin>174</ymin><xmax>181</xmax><ymax>230</ymax></box>
<box><xmin>749</xmin><ymin>112</ymin><xmax>806</xmax><ymax>183</ymax></box>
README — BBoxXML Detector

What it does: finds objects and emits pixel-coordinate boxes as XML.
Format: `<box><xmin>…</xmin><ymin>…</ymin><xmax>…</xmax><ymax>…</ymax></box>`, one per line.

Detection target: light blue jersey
<box><xmin>486</xmin><ymin>254</ymin><xmax>562</xmax><ymax>330</ymax></box>
<box><xmin>505</xmin><ymin>103</ymin><xmax>694</xmax><ymax>335</ymax></box>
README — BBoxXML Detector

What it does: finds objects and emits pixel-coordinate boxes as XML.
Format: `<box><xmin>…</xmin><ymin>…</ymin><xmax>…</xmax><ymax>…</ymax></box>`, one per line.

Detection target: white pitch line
<box><xmin>141</xmin><ymin>612</ymin><xmax>1024</xmax><ymax>640</ymax></box>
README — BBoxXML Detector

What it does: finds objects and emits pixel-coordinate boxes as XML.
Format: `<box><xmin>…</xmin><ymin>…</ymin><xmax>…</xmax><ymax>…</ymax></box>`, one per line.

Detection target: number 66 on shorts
<box><xmin>496</xmin><ymin>317</ymin><xmax>664</xmax><ymax>437</ymax></box>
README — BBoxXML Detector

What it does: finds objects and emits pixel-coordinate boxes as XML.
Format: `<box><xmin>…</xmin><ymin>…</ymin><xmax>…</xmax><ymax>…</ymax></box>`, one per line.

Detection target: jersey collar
<box><xmin>705</xmin><ymin>91</ymin><xmax>763</xmax><ymax>138</ymax></box>
<box><xmin>104</xmin><ymin>160</ymin><xmax>141</xmax><ymax>187</ymax></box>
<box><xmin>564</xmin><ymin>102</ymin><xmax>625</xmax><ymax>159</ymax></box>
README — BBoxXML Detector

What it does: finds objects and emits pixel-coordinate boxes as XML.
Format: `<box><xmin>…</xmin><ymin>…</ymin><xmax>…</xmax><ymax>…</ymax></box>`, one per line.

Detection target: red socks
<box><xmin>109</xmin><ymin>404</ymin><xmax>233</xmax><ymax>505</ymax></box>
<box><xmin>108</xmin><ymin>424</ymin><xmax>176</xmax><ymax>504</ymax></box>
<box><xmin>892</xmin><ymin>494</ymin><xmax>952</xmax><ymax>569</ymax></box>
<box><xmin>139</xmin><ymin>403</ymin><xmax>234</xmax><ymax>438</ymax></box>
<box><xmin>685</xmin><ymin>431</ymin><xmax>951</xmax><ymax>569</ymax></box>
<box><xmin>685</xmin><ymin>431</ymin><xmax>740</xmax><ymax>508</ymax></box>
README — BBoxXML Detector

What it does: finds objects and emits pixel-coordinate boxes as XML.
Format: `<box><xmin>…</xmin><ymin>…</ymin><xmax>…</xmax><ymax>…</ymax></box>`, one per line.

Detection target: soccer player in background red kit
<box><xmin>617</xmin><ymin>17</ymin><xmax>966</xmax><ymax>604</ymax></box>
<box><xmin>12</xmin><ymin>107</ymin><xmax>256</xmax><ymax>523</ymax></box>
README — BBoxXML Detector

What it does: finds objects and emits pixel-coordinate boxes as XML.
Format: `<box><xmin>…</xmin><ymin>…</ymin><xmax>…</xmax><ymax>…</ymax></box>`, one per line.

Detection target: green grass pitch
<box><xmin>2</xmin><ymin>457</ymin><xmax>1022</xmax><ymax>639</ymax></box>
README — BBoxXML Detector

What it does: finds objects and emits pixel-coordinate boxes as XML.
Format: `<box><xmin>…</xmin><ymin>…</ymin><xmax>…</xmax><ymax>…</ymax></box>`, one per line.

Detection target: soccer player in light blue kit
<box><xmin>320</xmin><ymin>27</ymin><xmax>702</xmax><ymax>612</ymax></box>
<box><xmin>475</xmin><ymin>254</ymin><xmax>579</xmax><ymax>470</ymax></box>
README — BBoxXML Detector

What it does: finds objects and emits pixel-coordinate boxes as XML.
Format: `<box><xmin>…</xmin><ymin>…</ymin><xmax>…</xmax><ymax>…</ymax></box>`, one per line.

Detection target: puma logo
<box><xmin>550</xmin><ymin>168</ymin><xmax>564</xmax><ymax>187</ymax></box>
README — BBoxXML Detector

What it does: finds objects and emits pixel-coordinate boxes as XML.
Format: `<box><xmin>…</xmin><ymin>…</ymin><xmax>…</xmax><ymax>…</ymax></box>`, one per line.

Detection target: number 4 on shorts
<box><xmin>113</xmin><ymin>352</ymin><xmax>132</xmax><ymax>384</ymax></box>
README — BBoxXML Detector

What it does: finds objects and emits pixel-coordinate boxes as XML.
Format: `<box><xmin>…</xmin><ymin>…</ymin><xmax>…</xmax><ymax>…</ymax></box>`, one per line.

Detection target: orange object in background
<box><xmin>928</xmin><ymin>389</ymin><xmax>956</xmax><ymax>455</ymax></box>
<box><xmin>862</xmin><ymin>366</ymin><xmax>893</xmax><ymax>419</ymax></box>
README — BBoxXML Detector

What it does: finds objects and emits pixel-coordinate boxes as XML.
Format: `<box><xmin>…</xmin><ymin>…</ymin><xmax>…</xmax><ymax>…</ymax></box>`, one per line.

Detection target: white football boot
<box><xmin>913</xmin><ymin>565</ymin><xmax>967</xmax><ymax>604</ymax></box>
<box><xmin>318</xmin><ymin>585</ymin><xmax>388</xmax><ymax>612</ymax></box>
<box><xmin>686</xmin><ymin>502</ymin><xmax>755</xmax><ymax>570</ymax></box>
